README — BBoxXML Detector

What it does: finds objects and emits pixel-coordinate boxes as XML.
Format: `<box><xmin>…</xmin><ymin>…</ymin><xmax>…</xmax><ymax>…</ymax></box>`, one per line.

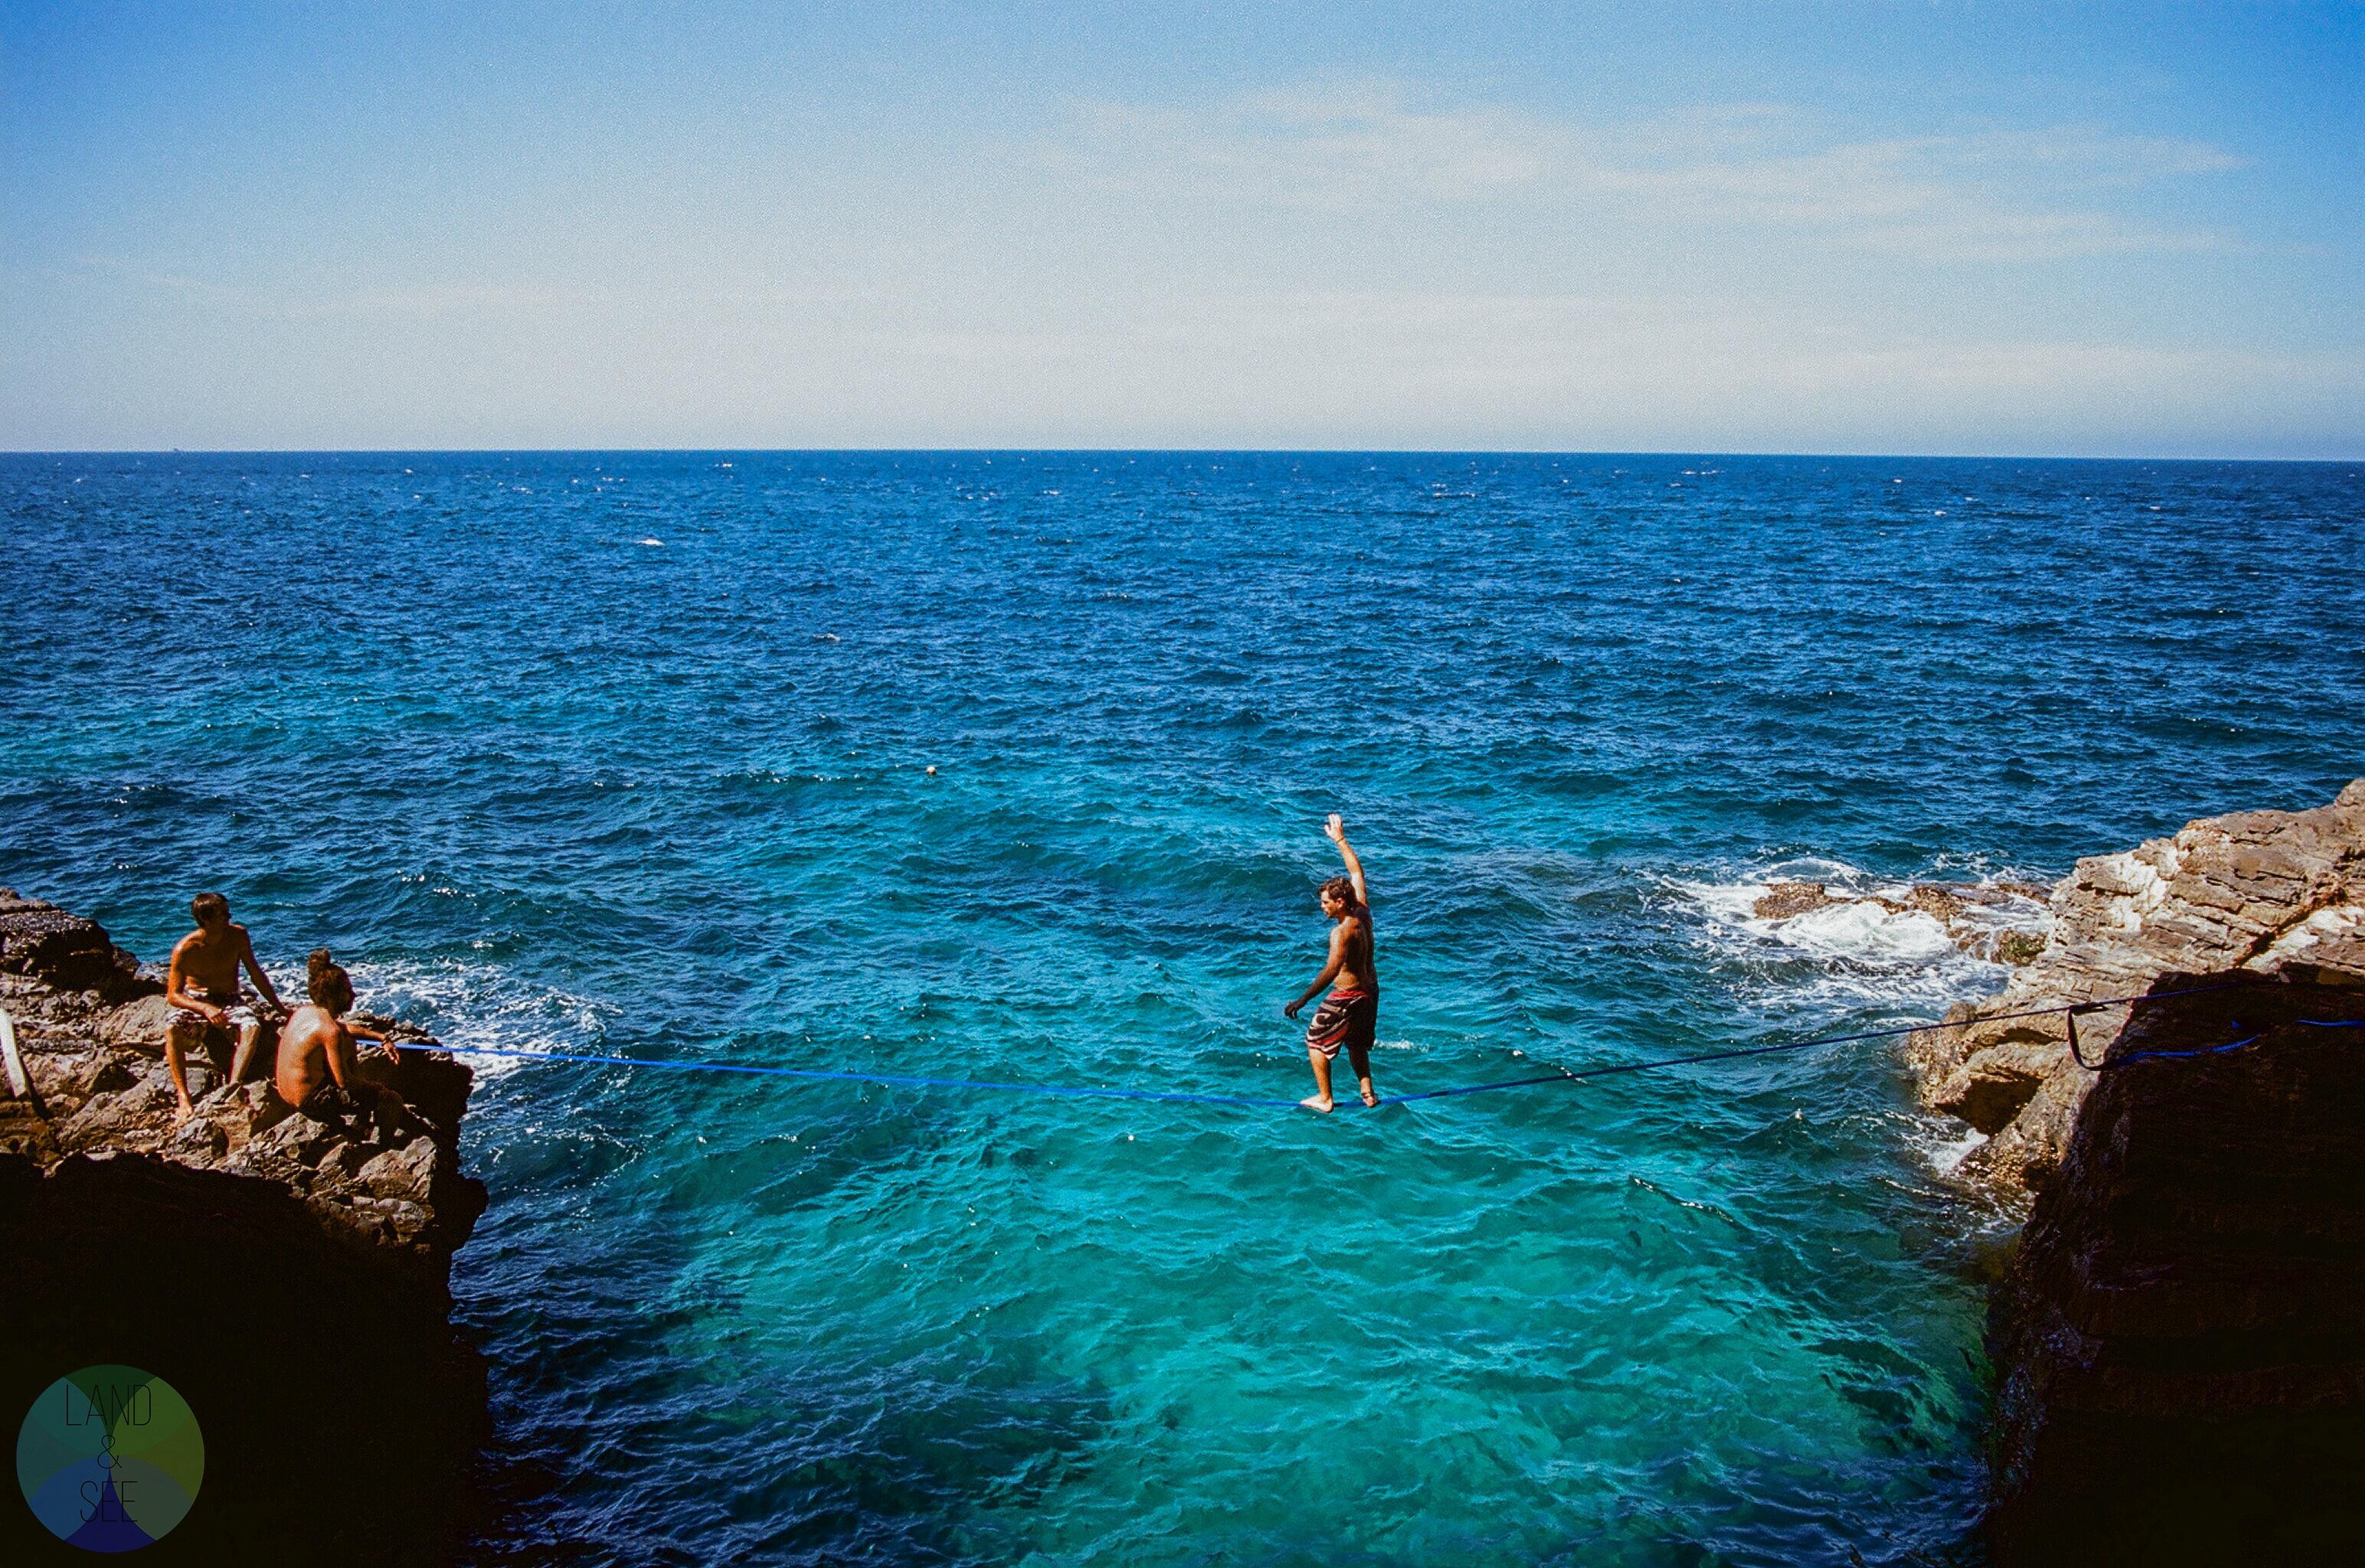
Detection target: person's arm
<box><xmin>1285</xmin><ymin>924</ymin><xmax>1348</xmax><ymax>1018</ymax></box>
<box><xmin>348</xmin><ymin>1020</ymin><xmax>402</xmax><ymax>1062</ymax></box>
<box><xmin>237</xmin><ymin>929</ymin><xmax>288</xmax><ymax>1014</ymax></box>
<box><xmin>334</xmin><ymin>1023</ymin><xmax>407</xmax><ymax>1109</ymax></box>
<box><xmin>164</xmin><ymin>938</ymin><xmax>224</xmax><ymax>1025</ymax></box>
<box><xmin>1325</xmin><ymin>814</ymin><xmax>1369</xmax><ymax>907</ymax></box>
<box><xmin>325</xmin><ymin>1024</ymin><xmax>358</xmax><ymax>1094</ymax></box>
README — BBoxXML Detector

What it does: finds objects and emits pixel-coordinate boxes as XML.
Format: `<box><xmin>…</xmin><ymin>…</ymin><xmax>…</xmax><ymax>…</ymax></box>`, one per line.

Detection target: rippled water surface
<box><xmin>8</xmin><ymin>452</ymin><xmax>2363</xmax><ymax>1566</ymax></box>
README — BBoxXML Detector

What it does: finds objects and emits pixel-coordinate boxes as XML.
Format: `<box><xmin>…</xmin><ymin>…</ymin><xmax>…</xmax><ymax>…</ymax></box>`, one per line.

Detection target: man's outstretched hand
<box><xmin>1284</xmin><ymin>999</ymin><xmax>1304</xmax><ymax>1020</ymax></box>
<box><xmin>1324</xmin><ymin>812</ymin><xmax>1346</xmax><ymax>844</ymax></box>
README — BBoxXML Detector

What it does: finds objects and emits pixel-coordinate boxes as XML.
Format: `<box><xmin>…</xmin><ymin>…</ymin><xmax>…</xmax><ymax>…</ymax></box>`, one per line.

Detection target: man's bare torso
<box><xmin>275</xmin><ymin>1004</ymin><xmax>348</xmax><ymax>1106</ymax></box>
<box><xmin>1334</xmin><ymin>910</ymin><xmax>1376</xmax><ymax>994</ymax></box>
<box><xmin>172</xmin><ymin>925</ymin><xmax>248</xmax><ymax>1003</ymax></box>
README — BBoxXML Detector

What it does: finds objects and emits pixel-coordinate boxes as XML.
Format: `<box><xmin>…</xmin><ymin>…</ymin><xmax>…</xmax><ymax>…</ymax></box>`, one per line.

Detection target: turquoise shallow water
<box><xmin>6</xmin><ymin>452</ymin><xmax>2363</xmax><ymax>1565</ymax></box>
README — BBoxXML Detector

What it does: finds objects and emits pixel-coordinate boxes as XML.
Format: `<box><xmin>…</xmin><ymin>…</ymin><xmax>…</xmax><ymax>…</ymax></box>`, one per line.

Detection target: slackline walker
<box><xmin>422</xmin><ymin>979</ymin><xmax>2355</xmax><ymax>1114</ymax></box>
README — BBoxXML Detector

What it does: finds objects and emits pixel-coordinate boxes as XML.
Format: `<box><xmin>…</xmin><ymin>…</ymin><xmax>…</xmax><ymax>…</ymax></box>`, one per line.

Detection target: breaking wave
<box><xmin>1670</xmin><ymin>856</ymin><xmax>2050</xmax><ymax>1014</ymax></box>
<box><xmin>342</xmin><ymin>956</ymin><xmax>619</xmax><ymax>1080</ymax></box>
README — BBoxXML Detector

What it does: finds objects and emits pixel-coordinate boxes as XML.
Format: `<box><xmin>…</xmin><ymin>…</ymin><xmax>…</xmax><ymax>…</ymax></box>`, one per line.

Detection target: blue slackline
<box><xmin>2069</xmin><ymin>1008</ymin><xmax>2363</xmax><ymax>1070</ymax></box>
<box><xmin>2100</xmin><ymin>1032</ymin><xmax>2265</xmax><ymax>1068</ymax></box>
<box><xmin>2083</xmin><ymin>1018</ymin><xmax>2364</xmax><ymax>1070</ymax></box>
<box><xmin>426</xmin><ymin>979</ymin><xmax>2319</xmax><ymax>1112</ymax></box>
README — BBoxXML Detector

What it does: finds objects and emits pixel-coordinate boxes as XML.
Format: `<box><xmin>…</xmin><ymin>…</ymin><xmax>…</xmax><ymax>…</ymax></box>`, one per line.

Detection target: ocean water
<box><xmin>6</xmin><ymin>451</ymin><xmax>2362</xmax><ymax>1566</ymax></box>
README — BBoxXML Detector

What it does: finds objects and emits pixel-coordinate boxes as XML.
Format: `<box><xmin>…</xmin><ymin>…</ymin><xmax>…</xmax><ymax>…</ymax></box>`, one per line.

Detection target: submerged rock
<box><xmin>1748</xmin><ymin>875</ymin><xmax>2054</xmax><ymax>964</ymax></box>
<box><xmin>1906</xmin><ymin>779</ymin><xmax>2365</xmax><ymax>1192</ymax></box>
<box><xmin>1752</xmin><ymin>880</ymin><xmax>1840</xmax><ymax>920</ymax></box>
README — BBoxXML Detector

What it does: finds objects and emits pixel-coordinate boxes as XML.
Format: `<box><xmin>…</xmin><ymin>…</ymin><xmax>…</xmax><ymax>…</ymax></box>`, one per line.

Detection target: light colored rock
<box><xmin>1961</xmin><ymin>1068</ymin><xmax>2092</xmax><ymax>1191</ymax></box>
<box><xmin>59</xmin><ymin>1090</ymin><xmax>135</xmax><ymax>1148</ymax></box>
<box><xmin>25</xmin><ymin>1049</ymin><xmax>136</xmax><ymax>1106</ymax></box>
<box><xmin>247</xmin><ymin>1108</ymin><xmax>342</xmax><ymax>1166</ymax></box>
<box><xmin>358</xmin><ymin>1138</ymin><xmax>440</xmax><ymax>1203</ymax></box>
<box><xmin>5</xmin><ymin>889</ymin><xmax>486</xmax><ymax>1290</ymax></box>
<box><xmin>238</xmin><ymin>1080</ymin><xmax>291</xmax><ymax>1139</ymax></box>
<box><xmin>1755</xmin><ymin>881</ymin><xmax>1837</xmax><ymax>920</ymax></box>
<box><xmin>1995</xmin><ymin>931</ymin><xmax>2047</xmax><ymax>966</ymax></box>
<box><xmin>316</xmin><ymin>1141</ymin><xmax>375</xmax><ymax>1182</ymax></box>
<box><xmin>94</xmin><ymin>994</ymin><xmax>181</xmax><ymax>1053</ymax></box>
<box><xmin>1930</xmin><ymin>1039</ymin><xmax>2072</xmax><ymax>1133</ymax></box>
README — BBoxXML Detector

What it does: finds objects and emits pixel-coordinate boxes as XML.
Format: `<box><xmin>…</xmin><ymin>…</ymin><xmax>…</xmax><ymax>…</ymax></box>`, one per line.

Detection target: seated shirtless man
<box><xmin>275</xmin><ymin>951</ymin><xmax>410</xmax><ymax>1137</ymax></box>
<box><xmin>1284</xmin><ymin>814</ymin><xmax>1380</xmax><ymax>1112</ymax></box>
<box><xmin>164</xmin><ymin>891</ymin><xmax>289</xmax><ymax>1119</ymax></box>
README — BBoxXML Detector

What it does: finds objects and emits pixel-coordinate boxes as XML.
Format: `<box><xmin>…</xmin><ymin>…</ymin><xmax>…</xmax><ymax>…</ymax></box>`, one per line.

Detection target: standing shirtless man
<box><xmin>1284</xmin><ymin>814</ymin><xmax>1379</xmax><ymax>1112</ymax></box>
<box><xmin>163</xmin><ymin>891</ymin><xmax>288</xmax><ymax>1119</ymax></box>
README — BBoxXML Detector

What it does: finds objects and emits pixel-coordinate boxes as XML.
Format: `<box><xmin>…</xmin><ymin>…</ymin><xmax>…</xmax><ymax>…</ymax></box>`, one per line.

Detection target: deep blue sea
<box><xmin>6</xmin><ymin>452</ymin><xmax>2363</xmax><ymax>1566</ymax></box>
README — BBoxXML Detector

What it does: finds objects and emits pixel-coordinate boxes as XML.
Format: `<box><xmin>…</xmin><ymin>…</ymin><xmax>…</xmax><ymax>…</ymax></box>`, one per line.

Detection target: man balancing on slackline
<box><xmin>1284</xmin><ymin>813</ymin><xmax>1380</xmax><ymax>1112</ymax></box>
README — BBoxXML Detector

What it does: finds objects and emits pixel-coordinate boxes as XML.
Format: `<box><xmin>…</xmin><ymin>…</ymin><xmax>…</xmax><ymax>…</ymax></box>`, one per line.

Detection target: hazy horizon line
<box><xmin>7</xmin><ymin>446</ymin><xmax>2360</xmax><ymax>466</ymax></box>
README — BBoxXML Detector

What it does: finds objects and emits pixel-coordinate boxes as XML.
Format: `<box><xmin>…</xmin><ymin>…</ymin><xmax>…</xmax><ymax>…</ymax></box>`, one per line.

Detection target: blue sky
<box><xmin>5</xmin><ymin>2</ymin><xmax>2360</xmax><ymax>455</ymax></box>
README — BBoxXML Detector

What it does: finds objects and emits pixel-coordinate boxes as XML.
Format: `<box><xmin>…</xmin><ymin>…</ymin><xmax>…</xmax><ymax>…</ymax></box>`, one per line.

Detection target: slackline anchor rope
<box><xmin>2066</xmin><ymin>996</ymin><xmax>2364</xmax><ymax>1071</ymax></box>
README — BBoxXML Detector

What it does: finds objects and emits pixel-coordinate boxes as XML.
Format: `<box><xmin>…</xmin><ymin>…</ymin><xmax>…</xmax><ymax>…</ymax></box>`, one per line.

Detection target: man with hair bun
<box><xmin>273</xmin><ymin>949</ymin><xmax>411</xmax><ymax>1137</ymax></box>
<box><xmin>1284</xmin><ymin>814</ymin><xmax>1381</xmax><ymax>1112</ymax></box>
<box><xmin>163</xmin><ymin>891</ymin><xmax>288</xmax><ymax>1120</ymax></box>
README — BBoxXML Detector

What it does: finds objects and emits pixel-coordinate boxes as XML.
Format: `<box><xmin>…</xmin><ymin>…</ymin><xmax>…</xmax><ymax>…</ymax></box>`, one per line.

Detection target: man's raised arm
<box><xmin>1325</xmin><ymin>814</ymin><xmax>1369</xmax><ymax>906</ymax></box>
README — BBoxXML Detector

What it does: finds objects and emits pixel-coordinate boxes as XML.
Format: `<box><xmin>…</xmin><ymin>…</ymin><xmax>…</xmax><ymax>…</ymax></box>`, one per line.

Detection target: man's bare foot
<box><xmin>175</xmin><ymin>1101</ymin><xmax>196</xmax><ymax>1124</ymax></box>
<box><xmin>1299</xmin><ymin>1094</ymin><xmax>1335</xmax><ymax>1113</ymax></box>
<box><xmin>1360</xmin><ymin>1086</ymin><xmax>1379</xmax><ymax>1107</ymax></box>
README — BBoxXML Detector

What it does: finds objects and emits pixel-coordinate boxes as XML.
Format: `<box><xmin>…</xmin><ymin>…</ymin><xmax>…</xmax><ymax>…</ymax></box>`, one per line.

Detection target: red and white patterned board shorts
<box><xmin>1304</xmin><ymin>989</ymin><xmax>1377</xmax><ymax>1061</ymax></box>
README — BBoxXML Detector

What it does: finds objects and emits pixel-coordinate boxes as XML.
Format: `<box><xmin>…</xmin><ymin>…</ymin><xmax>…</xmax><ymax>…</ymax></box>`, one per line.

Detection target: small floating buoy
<box><xmin>926</xmin><ymin>766</ymin><xmax>937</xmax><ymax>776</ymax></box>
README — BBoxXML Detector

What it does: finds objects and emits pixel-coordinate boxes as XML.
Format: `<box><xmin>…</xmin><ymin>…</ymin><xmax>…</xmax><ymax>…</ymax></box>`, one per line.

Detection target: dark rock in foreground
<box><xmin>0</xmin><ymin>888</ymin><xmax>150</xmax><ymax>998</ymax></box>
<box><xmin>0</xmin><ymin>1152</ymin><xmax>489</xmax><ymax>1566</ymax></box>
<box><xmin>0</xmin><ymin>891</ymin><xmax>487</xmax><ymax>1566</ymax></box>
<box><xmin>1986</xmin><ymin>970</ymin><xmax>2365</xmax><ymax>1564</ymax></box>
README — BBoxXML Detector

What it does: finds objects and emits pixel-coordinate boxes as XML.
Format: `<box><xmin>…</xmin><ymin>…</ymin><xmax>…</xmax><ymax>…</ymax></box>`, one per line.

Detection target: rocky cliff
<box><xmin>1862</xmin><ymin>784</ymin><xmax>2365</xmax><ymax>1562</ymax></box>
<box><xmin>1904</xmin><ymin>780</ymin><xmax>2365</xmax><ymax>1193</ymax></box>
<box><xmin>1985</xmin><ymin>970</ymin><xmax>2365</xmax><ymax>1563</ymax></box>
<box><xmin>0</xmin><ymin>891</ymin><xmax>489</xmax><ymax>1566</ymax></box>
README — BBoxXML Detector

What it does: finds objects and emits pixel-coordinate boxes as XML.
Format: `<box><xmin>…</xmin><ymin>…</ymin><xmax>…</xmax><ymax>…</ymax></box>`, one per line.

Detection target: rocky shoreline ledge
<box><xmin>1737</xmin><ymin>784</ymin><xmax>2365</xmax><ymax>1559</ymax></box>
<box><xmin>0</xmin><ymin>892</ymin><xmax>487</xmax><ymax>1566</ymax></box>
<box><xmin>1823</xmin><ymin>782</ymin><xmax>2361</xmax><ymax>1563</ymax></box>
<box><xmin>1902</xmin><ymin>779</ymin><xmax>2365</xmax><ymax>1199</ymax></box>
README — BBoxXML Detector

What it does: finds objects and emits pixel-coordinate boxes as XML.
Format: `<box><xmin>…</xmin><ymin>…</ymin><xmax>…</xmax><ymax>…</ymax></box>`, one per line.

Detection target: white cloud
<box><xmin>1049</xmin><ymin>82</ymin><xmax>2242</xmax><ymax>261</ymax></box>
<box><xmin>15</xmin><ymin>80</ymin><xmax>2342</xmax><ymax>453</ymax></box>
